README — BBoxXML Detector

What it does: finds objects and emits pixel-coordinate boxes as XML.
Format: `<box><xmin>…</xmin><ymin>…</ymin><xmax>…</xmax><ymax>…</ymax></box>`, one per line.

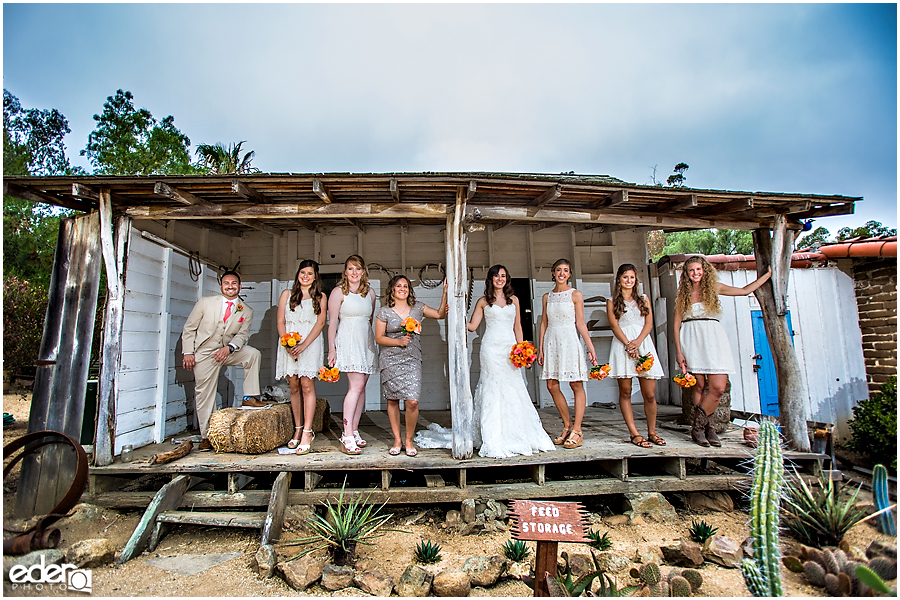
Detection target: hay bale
<box><xmin>312</xmin><ymin>398</ymin><xmax>330</xmax><ymax>433</ymax></box>
<box><xmin>208</xmin><ymin>404</ymin><xmax>294</xmax><ymax>453</ymax></box>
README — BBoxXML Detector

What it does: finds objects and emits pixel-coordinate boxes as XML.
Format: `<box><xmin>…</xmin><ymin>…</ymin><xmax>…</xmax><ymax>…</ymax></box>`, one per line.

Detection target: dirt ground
<box><xmin>2</xmin><ymin>388</ymin><xmax>894</xmax><ymax>597</ymax></box>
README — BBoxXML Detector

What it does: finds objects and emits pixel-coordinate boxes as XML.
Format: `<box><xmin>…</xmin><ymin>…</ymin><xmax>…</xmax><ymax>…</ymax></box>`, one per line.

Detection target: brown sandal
<box><xmin>563</xmin><ymin>430</ymin><xmax>583</xmax><ymax>449</ymax></box>
<box><xmin>630</xmin><ymin>434</ymin><xmax>652</xmax><ymax>448</ymax></box>
<box><xmin>554</xmin><ymin>426</ymin><xmax>573</xmax><ymax>445</ymax></box>
<box><xmin>647</xmin><ymin>433</ymin><xmax>666</xmax><ymax>446</ymax></box>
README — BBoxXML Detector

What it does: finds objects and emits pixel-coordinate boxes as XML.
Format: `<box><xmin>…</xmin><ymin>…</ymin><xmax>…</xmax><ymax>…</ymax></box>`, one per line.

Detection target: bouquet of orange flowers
<box><xmin>318</xmin><ymin>365</ymin><xmax>340</xmax><ymax>382</ymax></box>
<box><xmin>510</xmin><ymin>341</ymin><xmax>537</xmax><ymax>369</ymax></box>
<box><xmin>635</xmin><ymin>353</ymin><xmax>655</xmax><ymax>373</ymax></box>
<box><xmin>401</xmin><ymin>317</ymin><xmax>422</xmax><ymax>336</ymax></box>
<box><xmin>589</xmin><ymin>364</ymin><xmax>611</xmax><ymax>381</ymax></box>
<box><xmin>674</xmin><ymin>372</ymin><xmax>697</xmax><ymax>388</ymax></box>
<box><xmin>280</xmin><ymin>332</ymin><xmax>303</xmax><ymax>361</ymax></box>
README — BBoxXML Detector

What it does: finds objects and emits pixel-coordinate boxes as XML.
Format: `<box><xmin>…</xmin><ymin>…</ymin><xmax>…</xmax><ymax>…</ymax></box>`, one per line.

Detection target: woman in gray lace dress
<box><xmin>375</xmin><ymin>275</ymin><xmax>447</xmax><ymax>456</ymax></box>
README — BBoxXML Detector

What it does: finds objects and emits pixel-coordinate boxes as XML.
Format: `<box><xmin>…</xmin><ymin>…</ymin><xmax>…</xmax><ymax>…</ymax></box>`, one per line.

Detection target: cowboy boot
<box><xmin>705</xmin><ymin>411</ymin><xmax>722</xmax><ymax>447</ymax></box>
<box><xmin>691</xmin><ymin>406</ymin><xmax>710</xmax><ymax>447</ymax></box>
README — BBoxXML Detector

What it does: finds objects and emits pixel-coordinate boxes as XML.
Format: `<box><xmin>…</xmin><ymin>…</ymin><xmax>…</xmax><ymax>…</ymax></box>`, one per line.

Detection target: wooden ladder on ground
<box><xmin>118</xmin><ymin>472</ymin><xmax>291</xmax><ymax>563</ymax></box>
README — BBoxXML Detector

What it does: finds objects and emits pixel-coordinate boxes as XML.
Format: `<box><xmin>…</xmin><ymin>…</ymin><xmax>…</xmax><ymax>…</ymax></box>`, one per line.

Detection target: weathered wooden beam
<box><xmin>345</xmin><ymin>218</ymin><xmax>365</xmax><ymax>232</ymax></box>
<box><xmin>289</xmin><ymin>218</ymin><xmax>317</xmax><ymax>232</ymax></box>
<box><xmin>424</xmin><ymin>474</ymin><xmax>445</xmax><ymax>488</ymax></box>
<box><xmin>125</xmin><ymin>202</ymin><xmax>449</xmax><ymax>220</ymax></box>
<box><xmin>304</xmin><ymin>471</ymin><xmax>322</xmax><ymax>492</ymax></box>
<box><xmin>154</xmin><ymin>182</ymin><xmax>211</xmax><ymax>206</ymax></box>
<box><xmin>120</xmin><ymin>474</ymin><xmax>193</xmax><ymax>563</ymax></box>
<box><xmin>71</xmin><ymin>182</ymin><xmax>100</xmax><ymax>202</ymax></box>
<box><xmin>492</xmin><ymin>220</ymin><xmax>513</xmax><ymax>231</ymax></box>
<box><xmin>3</xmin><ymin>182</ymin><xmax>93</xmax><ymax>212</ymax></box>
<box><xmin>608</xmin><ymin>190</ymin><xmax>628</xmax><ymax>207</ymax></box>
<box><xmin>390</xmin><ymin>179</ymin><xmax>400</xmax><ymax>203</ymax></box>
<box><xmin>230</xmin><ymin>218</ymin><xmax>282</xmax><ymax>237</ymax></box>
<box><xmin>231</xmin><ymin>180</ymin><xmax>269</xmax><ymax>203</ymax></box>
<box><xmin>466</xmin><ymin>180</ymin><xmax>477</xmax><ymax>201</ymax></box>
<box><xmin>755</xmin><ymin>201</ymin><xmax>811</xmax><ymax>217</ymax></box>
<box><xmin>793</xmin><ymin>202</ymin><xmax>855</xmax><ymax>219</ymax></box>
<box><xmin>532</xmin><ymin>221</ymin><xmax>559</xmax><ymax>232</ymax></box>
<box><xmin>529</xmin><ymin>464</ymin><xmax>546</xmax><ymax>486</ymax></box>
<box><xmin>530</xmin><ymin>184</ymin><xmax>562</xmax><ymax>208</ymax></box>
<box><xmin>698</xmin><ymin>197</ymin><xmax>754</xmax><ymax>216</ymax></box>
<box><xmin>446</xmin><ymin>186</ymin><xmax>474</xmax><ymax>460</ymax></box>
<box><xmin>381</xmin><ymin>470</ymin><xmax>392</xmax><ymax>491</ymax></box>
<box><xmin>312</xmin><ymin>179</ymin><xmax>333</xmax><ymax>204</ymax></box>
<box><xmin>664</xmin><ymin>194</ymin><xmax>698</xmax><ymax>212</ymax></box>
<box><xmin>228</xmin><ymin>473</ymin><xmax>254</xmax><ymax>494</ymax></box>
<box><xmin>260</xmin><ymin>471</ymin><xmax>291</xmax><ymax>546</ymax></box>
<box><xmin>752</xmin><ymin>218</ymin><xmax>810</xmax><ymax>453</ymax></box>
<box><xmin>475</xmin><ymin>206</ymin><xmax>760</xmax><ymax>230</ymax></box>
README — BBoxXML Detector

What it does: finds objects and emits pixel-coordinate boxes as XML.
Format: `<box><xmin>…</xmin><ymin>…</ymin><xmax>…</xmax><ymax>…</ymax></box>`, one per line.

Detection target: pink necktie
<box><xmin>224</xmin><ymin>301</ymin><xmax>233</xmax><ymax>322</ymax></box>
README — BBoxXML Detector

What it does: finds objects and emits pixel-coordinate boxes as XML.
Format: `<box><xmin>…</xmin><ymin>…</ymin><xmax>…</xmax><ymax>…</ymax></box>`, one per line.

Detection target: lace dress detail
<box><xmin>377</xmin><ymin>302</ymin><xmax>425</xmax><ymax>401</ymax></box>
<box><xmin>473</xmin><ymin>303</ymin><xmax>555</xmax><ymax>458</ymax></box>
<box><xmin>541</xmin><ymin>288</ymin><xmax>589</xmax><ymax>381</ymax></box>
<box><xmin>680</xmin><ymin>302</ymin><xmax>735</xmax><ymax>374</ymax></box>
<box><xmin>276</xmin><ymin>297</ymin><xmax>324</xmax><ymax>380</ymax></box>
<box><xmin>334</xmin><ymin>291</ymin><xmax>377</xmax><ymax>374</ymax></box>
<box><xmin>608</xmin><ymin>298</ymin><xmax>664</xmax><ymax>379</ymax></box>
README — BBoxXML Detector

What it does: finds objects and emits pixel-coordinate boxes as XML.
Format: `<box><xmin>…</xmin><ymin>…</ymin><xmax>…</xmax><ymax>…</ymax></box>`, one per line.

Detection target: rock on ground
<box><xmin>277</xmin><ymin>555</ymin><xmax>324</xmax><ymax>591</ymax></box>
<box><xmin>254</xmin><ymin>544</ymin><xmax>276</xmax><ymax>578</ymax></box>
<box><xmin>66</xmin><ymin>538</ymin><xmax>115</xmax><ymax>568</ymax></box>
<box><xmin>688</xmin><ymin>491</ymin><xmax>734</xmax><ymax>512</ymax></box>
<box><xmin>321</xmin><ymin>563</ymin><xmax>355</xmax><ymax>591</ymax></box>
<box><xmin>623</xmin><ymin>492</ymin><xmax>677</xmax><ymax>522</ymax></box>
<box><xmin>461</xmin><ymin>499</ymin><xmax>476</xmax><ymax>524</ymax></box>
<box><xmin>661</xmin><ymin>538</ymin><xmax>704</xmax><ymax>567</ymax></box>
<box><xmin>702</xmin><ymin>535</ymin><xmax>743</xmax><ymax>568</ymax></box>
<box><xmin>462</xmin><ymin>555</ymin><xmax>508</xmax><ymax>587</ymax></box>
<box><xmin>396</xmin><ymin>564</ymin><xmax>433</xmax><ymax>597</ymax></box>
<box><xmin>433</xmin><ymin>569</ymin><xmax>471</xmax><ymax>597</ymax></box>
<box><xmin>353</xmin><ymin>568</ymin><xmax>394</xmax><ymax>596</ymax></box>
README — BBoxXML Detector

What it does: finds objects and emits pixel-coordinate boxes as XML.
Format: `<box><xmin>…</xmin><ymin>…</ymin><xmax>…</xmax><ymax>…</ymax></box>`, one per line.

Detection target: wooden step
<box><xmin>157</xmin><ymin>510</ymin><xmax>266</xmax><ymax>528</ymax></box>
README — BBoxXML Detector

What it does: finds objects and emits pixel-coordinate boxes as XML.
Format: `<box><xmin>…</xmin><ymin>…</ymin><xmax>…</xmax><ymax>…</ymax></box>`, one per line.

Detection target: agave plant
<box><xmin>781</xmin><ymin>468</ymin><xmax>868</xmax><ymax>548</ymax></box>
<box><xmin>688</xmin><ymin>519</ymin><xmax>719</xmax><ymax>543</ymax></box>
<box><xmin>279</xmin><ymin>479</ymin><xmax>394</xmax><ymax>565</ymax></box>
<box><xmin>414</xmin><ymin>540</ymin><xmax>442</xmax><ymax>564</ymax></box>
<box><xmin>502</xmin><ymin>539</ymin><xmax>531</xmax><ymax>562</ymax></box>
<box><xmin>587</xmin><ymin>529</ymin><xmax>613</xmax><ymax>551</ymax></box>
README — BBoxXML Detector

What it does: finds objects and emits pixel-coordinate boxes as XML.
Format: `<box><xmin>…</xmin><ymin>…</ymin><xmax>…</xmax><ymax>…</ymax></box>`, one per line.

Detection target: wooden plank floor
<box><xmin>92</xmin><ymin>404</ymin><xmax>822</xmax><ymax>475</ymax></box>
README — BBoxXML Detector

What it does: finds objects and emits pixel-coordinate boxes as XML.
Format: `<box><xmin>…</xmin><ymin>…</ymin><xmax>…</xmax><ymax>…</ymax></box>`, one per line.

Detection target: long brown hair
<box><xmin>551</xmin><ymin>258</ymin><xmax>572</xmax><ymax>283</ymax></box>
<box><xmin>675</xmin><ymin>255</ymin><xmax>722</xmax><ymax>316</ymax></box>
<box><xmin>289</xmin><ymin>259</ymin><xmax>323</xmax><ymax>314</ymax></box>
<box><xmin>384</xmin><ymin>275</ymin><xmax>416</xmax><ymax>308</ymax></box>
<box><xmin>612</xmin><ymin>263</ymin><xmax>649</xmax><ymax>319</ymax></box>
<box><xmin>338</xmin><ymin>254</ymin><xmax>370</xmax><ymax>297</ymax></box>
<box><xmin>484</xmin><ymin>264</ymin><xmax>515</xmax><ymax>306</ymax></box>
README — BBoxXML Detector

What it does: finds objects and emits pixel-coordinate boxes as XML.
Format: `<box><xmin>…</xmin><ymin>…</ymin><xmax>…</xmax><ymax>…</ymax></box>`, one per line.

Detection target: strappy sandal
<box><xmin>554</xmin><ymin>426</ymin><xmax>573</xmax><ymax>445</ymax></box>
<box><xmin>405</xmin><ymin>446</ymin><xmax>418</xmax><ymax>457</ymax></box>
<box><xmin>296</xmin><ymin>430</ymin><xmax>315</xmax><ymax>455</ymax></box>
<box><xmin>648</xmin><ymin>433</ymin><xmax>666</xmax><ymax>446</ymax></box>
<box><xmin>389</xmin><ymin>445</ymin><xmax>402</xmax><ymax>456</ymax></box>
<box><xmin>563</xmin><ymin>430</ymin><xmax>583</xmax><ymax>449</ymax></box>
<box><xmin>339</xmin><ymin>434</ymin><xmax>361</xmax><ymax>455</ymax></box>
<box><xmin>353</xmin><ymin>430</ymin><xmax>367</xmax><ymax>448</ymax></box>
<box><xmin>630</xmin><ymin>434</ymin><xmax>652</xmax><ymax>448</ymax></box>
<box><xmin>287</xmin><ymin>426</ymin><xmax>303</xmax><ymax>450</ymax></box>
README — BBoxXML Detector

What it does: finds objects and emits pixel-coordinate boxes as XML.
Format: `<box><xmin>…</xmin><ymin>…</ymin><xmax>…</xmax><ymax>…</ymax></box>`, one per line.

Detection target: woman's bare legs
<box><xmin>386</xmin><ymin>399</ymin><xmax>403</xmax><ymax>451</ymax></box>
<box><xmin>298</xmin><ymin>376</ymin><xmax>317</xmax><ymax>447</ymax></box>
<box><xmin>547</xmin><ymin>379</ymin><xmax>572</xmax><ymax>441</ymax></box>
<box><xmin>404</xmin><ymin>399</ymin><xmax>419</xmax><ymax>449</ymax></box>
<box><xmin>616</xmin><ymin>378</ymin><xmax>640</xmax><ymax>439</ymax></box>
<box><xmin>287</xmin><ymin>376</ymin><xmax>303</xmax><ymax>443</ymax></box>
<box><xmin>342</xmin><ymin>372</ymin><xmax>369</xmax><ymax>441</ymax></box>
<box><xmin>637</xmin><ymin>377</ymin><xmax>659</xmax><ymax>440</ymax></box>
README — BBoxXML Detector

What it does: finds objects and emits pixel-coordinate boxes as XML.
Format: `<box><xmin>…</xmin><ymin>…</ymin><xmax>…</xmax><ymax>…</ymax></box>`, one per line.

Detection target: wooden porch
<box><xmin>86</xmin><ymin>405</ymin><xmax>826</xmax><ymax>509</ymax></box>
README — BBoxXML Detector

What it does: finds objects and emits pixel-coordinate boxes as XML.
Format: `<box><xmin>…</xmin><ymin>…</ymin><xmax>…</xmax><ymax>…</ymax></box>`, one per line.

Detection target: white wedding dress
<box><xmin>473</xmin><ymin>303</ymin><xmax>555</xmax><ymax>458</ymax></box>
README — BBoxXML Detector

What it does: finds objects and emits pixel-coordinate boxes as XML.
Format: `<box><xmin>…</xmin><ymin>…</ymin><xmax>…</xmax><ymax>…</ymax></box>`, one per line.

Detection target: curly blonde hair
<box><xmin>675</xmin><ymin>256</ymin><xmax>721</xmax><ymax>316</ymax></box>
<box><xmin>338</xmin><ymin>255</ymin><xmax>370</xmax><ymax>298</ymax></box>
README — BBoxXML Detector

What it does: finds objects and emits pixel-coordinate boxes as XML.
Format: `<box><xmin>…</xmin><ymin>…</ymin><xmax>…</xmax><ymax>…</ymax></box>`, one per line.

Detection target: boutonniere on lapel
<box><xmin>236</xmin><ymin>303</ymin><xmax>244</xmax><ymax>312</ymax></box>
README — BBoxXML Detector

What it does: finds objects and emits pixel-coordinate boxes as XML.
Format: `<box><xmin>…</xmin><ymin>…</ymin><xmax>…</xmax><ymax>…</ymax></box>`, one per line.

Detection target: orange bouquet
<box><xmin>280</xmin><ymin>332</ymin><xmax>303</xmax><ymax>361</ymax></box>
<box><xmin>634</xmin><ymin>353</ymin><xmax>655</xmax><ymax>373</ymax></box>
<box><xmin>589</xmin><ymin>364</ymin><xmax>611</xmax><ymax>381</ymax></box>
<box><xmin>401</xmin><ymin>317</ymin><xmax>422</xmax><ymax>336</ymax></box>
<box><xmin>318</xmin><ymin>365</ymin><xmax>340</xmax><ymax>382</ymax></box>
<box><xmin>510</xmin><ymin>341</ymin><xmax>537</xmax><ymax>369</ymax></box>
<box><xmin>674</xmin><ymin>372</ymin><xmax>697</xmax><ymax>388</ymax></box>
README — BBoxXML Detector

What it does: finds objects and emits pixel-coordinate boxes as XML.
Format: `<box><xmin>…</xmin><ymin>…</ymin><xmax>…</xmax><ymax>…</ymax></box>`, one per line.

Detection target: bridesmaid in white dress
<box><xmin>537</xmin><ymin>259</ymin><xmax>597</xmax><ymax>450</ymax></box>
<box><xmin>606</xmin><ymin>264</ymin><xmax>665</xmax><ymax>449</ymax></box>
<box><xmin>327</xmin><ymin>255</ymin><xmax>377</xmax><ymax>455</ymax></box>
<box><xmin>673</xmin><ymin>255</ymin><xmax>771</xmax><ymax>447</ymax></box>
<box><xmin>467</xmin><ymin>265</ymin><xmax>554</xmax><ymax>458</ymax></box>
<box><xmin>276</xmin><ymin>260</ymin><xmax>327</xmax><ymax>454</ymax></box>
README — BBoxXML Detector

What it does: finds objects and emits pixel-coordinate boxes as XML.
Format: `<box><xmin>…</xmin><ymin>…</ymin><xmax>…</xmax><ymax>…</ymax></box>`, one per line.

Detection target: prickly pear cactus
<box><xmin>740</xmin><ymin>420</ymin><xmax>784</xmax><ymax>597</ymax></box>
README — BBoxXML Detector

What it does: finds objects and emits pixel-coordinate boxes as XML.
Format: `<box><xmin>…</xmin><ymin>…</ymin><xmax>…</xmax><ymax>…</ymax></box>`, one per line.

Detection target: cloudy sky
<box><xmin>4</xmin><ymin>3</ymin><xmax>896</xmax><ymax>234</ymax></box>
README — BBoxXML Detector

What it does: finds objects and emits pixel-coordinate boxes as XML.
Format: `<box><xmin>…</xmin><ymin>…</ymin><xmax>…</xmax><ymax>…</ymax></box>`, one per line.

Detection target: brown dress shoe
<box><xmin>241</xmin><ymin>396</ymin><xmax>267</xmax><ymax>408</ymax></box>
<box><xmin>198</xmin><ymin>439</ymin><xmax>213</xmax><ymax>451</ymax></box>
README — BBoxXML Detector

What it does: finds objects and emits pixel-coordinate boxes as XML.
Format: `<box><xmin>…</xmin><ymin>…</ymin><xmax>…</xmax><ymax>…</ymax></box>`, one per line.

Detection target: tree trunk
<box><xmin>752</xmin><ymin>216</ymin><xmax>810</xmax><ymax>451</ymax></box>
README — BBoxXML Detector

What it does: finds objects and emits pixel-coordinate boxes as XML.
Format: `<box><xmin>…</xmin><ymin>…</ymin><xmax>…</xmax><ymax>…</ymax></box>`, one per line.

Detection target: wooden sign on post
<box><xmin>509</xmin><ymin>500</ymin><xmax>590</xmax><ymax>597</ymax></box>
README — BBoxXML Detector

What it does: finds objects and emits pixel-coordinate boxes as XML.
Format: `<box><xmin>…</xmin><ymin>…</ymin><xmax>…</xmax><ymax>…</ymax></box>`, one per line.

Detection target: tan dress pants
<box><xmin>192</xmin><ymin>345</ymin><xmax>261</xmax><ymax>438</ymax></box>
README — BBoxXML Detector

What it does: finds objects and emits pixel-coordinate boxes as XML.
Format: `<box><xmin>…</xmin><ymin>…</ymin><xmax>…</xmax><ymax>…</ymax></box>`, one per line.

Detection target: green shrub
<box><xmin>2</xmin><ymin>277</ymin><xmax>48</xmax><ymax>376</ymax></box>
<box><xmin>847</xmin><ymin>377</ymin><xmax>897</xmax><ymax>471</ymax></box>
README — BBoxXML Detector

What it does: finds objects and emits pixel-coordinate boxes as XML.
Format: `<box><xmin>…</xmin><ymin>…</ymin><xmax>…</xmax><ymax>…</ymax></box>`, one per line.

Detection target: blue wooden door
<box><xmin>751</xmin><ymin>310</ymin><xmax>794</xmax><ymax>417</ymax></box>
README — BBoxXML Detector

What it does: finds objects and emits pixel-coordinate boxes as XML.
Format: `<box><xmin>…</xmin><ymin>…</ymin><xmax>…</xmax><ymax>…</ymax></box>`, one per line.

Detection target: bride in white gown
<box><xmin>466</xmin><ymin>265</ymin><xmax>555</xmax><ymax>458</ymax></box>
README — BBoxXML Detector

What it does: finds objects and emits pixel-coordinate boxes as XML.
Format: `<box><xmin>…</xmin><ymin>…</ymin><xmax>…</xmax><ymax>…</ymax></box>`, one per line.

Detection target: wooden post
<box><xmin>752</xmin><ymin>215</ymin><xmax>810</xmax><ymax>451</ymax></box>
<box><xmin>446</xmin><ymin>187</ymin><xmax>474</xmax><ymax>459</ymax></box>
<box><xmin>96</xmin><ymin>189</ymin><xmax>131</xmax><ymax>466</ymax></box>
<box><xmin>120</xmin><ymin>474</ymin><xmax>192</xmax><ymax>563</ymax></box>
<box><xmin>260</xmin><ymin>471</ymin><xmax>291</xmax><ymax>546</ymax></box>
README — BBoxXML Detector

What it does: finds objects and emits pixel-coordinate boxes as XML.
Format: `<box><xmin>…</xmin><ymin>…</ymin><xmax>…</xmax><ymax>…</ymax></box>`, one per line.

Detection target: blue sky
<box><xmin>3</xmin><ymin>3</ymin><xmax>896</xmax><ymax>234</ymax></box>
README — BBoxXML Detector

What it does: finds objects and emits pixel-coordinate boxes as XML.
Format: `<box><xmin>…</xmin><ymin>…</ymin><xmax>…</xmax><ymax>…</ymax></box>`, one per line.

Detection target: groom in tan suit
<box><xmin>182</xmin><ymin>271</ymin><xmax>264</xmax><ymax>450</ymax></box>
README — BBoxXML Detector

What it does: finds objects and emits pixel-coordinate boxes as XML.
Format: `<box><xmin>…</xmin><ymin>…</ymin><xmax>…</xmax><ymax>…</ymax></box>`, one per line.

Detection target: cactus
<box><xmin>868</xmin><ymin>557</ymin><xmax>897</xmax><ymax>582</ymax></box>
<box><xmin>782</xmin><ymin>556</ymin><xmax>803</xmax><ymax>573</ymax></box>
<box><xmin>670</xmin><ymin>575</ymin><xmax>692</xmax><ymax>597</ymax></box>
<box><xmin>824</xmin><ymin>573</ymin><xmax>840</xmax><ymax>596</ymax></box>
<box><xmin>640</xmin><ymin>562</ymin><xmax>661</xmax><ymax>586</ymax></box>
<box><xmin>873</xmin><ymin>464</ymin><xmax>896</xmax><ymax>536</ymax></box>
<box><xmin>647</xmin><ymin>582</ymin><xmax>669</xmax><ymax>597</ymax></box>
<box><xmin>807</xmin><ymin>547</ymin><xmax>824</xmax><ymax>566</ymax></box>
<box><xmin>837</xmin><ymin>572</ymin><xmax>852</xmax><ymax>596</ymax></box>
<box><xmin>680</xmin><ymin>569</ymin><xmax>703</xmax><ymax>593</ymax></box>
<box><xmin>823</xmin><ymin>549</ymin><xmax>840</xmax><ymax>575</ymax></box>
<box><xmin>740</xmin><ymin>420</ymin><xmax>784</xmax><ymax>597</ymax></box>
<box><xmin>688</xmin><ymin>519</ymin><xmax>719</xmax><ymax>544</ymax></box>
<box><xmin>856</xmin><ymin>564</ymin><xmax>892</xmax><ymax>595</ymax></box>
<box><xmin>834</xmin><ymin>549</ymin><xmax>848</xmax><ymax>569</ymax></box>
<box><xmin>413</xmin><ymin>540</ymin><xmax>442</xmax><ymax>564</ymax></box>
<box><xmin>804</xmin><ymin>561</ymin><xmax>827</xmax><ymax>587</ymax></box>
